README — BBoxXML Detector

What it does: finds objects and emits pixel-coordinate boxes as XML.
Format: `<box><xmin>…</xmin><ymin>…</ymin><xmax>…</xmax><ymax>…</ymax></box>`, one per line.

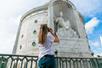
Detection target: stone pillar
<box><xmin>48</xmin><ymin>1</ymin><xmax>54</xmax><ymax>31</ymax></box>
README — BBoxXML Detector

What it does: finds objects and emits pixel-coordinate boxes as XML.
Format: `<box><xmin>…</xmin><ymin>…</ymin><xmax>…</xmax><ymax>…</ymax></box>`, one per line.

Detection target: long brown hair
<box><xmin>38</xmin><ymin>24</ymin><xmax>48</xmax><ymax>44</ymax></box>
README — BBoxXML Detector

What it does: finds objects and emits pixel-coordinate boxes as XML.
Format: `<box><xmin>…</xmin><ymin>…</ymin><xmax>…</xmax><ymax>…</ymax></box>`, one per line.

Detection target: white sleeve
<box><xmin>48</xmin><ymin>32</ymin><xmax>55</xmax><ymax>42</ymax></box>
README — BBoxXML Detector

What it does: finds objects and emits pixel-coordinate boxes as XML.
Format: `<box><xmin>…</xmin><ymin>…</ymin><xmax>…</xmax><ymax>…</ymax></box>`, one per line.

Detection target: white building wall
<box><xmin>16</xmin><ymin>10</ymin><xmax>48</xmax><ymax>56</ymax></box>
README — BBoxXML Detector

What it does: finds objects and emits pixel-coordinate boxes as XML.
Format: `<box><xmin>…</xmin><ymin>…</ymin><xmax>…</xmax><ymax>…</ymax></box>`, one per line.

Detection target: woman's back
<box><xmin>38</xmin><ymin>32</ymin><xmax>55</xmax><ymax>59</ymax></box>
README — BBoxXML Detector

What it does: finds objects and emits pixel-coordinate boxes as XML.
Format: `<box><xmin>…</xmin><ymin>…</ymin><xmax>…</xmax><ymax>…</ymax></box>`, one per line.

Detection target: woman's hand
<box><xmin>48</xmin><ymin>27</ymin><xmax>60</xmax><ymax>43</ymax></box>
<box><xmin>48</xmin><ymin>28</ymin><xmax>53</xmax><ymax>32</ymax></box>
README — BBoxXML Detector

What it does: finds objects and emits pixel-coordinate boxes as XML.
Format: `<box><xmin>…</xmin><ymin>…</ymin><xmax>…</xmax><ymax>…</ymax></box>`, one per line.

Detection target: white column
<box><xmin>48</xmin><ymin>1</ymin><xmax>54</xmax><ymax>30</ymax></box>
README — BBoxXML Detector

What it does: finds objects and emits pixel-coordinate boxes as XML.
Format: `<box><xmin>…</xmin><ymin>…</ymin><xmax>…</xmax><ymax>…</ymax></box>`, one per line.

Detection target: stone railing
<box><xmin>0</xmin><ymin>54</ymin><xmax>102</xmax><ymax>68</ymax></box>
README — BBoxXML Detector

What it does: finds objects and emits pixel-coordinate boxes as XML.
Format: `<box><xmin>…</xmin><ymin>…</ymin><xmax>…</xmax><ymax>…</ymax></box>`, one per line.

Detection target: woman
<box><xmin>38</xmin><ymin>24</ymin><xmax>59</xmax><ymax>68</ymax></box>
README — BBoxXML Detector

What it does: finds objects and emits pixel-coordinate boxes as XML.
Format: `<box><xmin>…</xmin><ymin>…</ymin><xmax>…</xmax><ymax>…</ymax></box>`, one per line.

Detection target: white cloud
<box><xmin>0</xmin><ymin>17</ymin><xmax>20</xmax><ymax>54</ymax></box>
<box><xmin>85</xmin><ymin>17</ymin><xmax>100</xmax><ymax>34</ymax></box>
<box><xmin>89</xmin><ymin>38</ymin><xmax>102</xmax><ymax>56</ymax></box>
<box><xmin>0</xmin><ymin>0</ymin><xmax>49</xmax><ymax>19</ymax></box>
<box><xmin>89</xmin><ymin>40</ymin><xmax>101</xmax><ymax>48</ymax></box>
<box><xmin>94</xmin><ymin>53</ymin><xmax>102</xmax><ymax>57</ymax></box>
<box><xmin>100</xmin><ymin>36</ymin><xmax>102</xmax><ymax>46</ymax></box>
<box><xmin>70</xmin><ymin>0</ymin><xmax>102</xmax><ymax>15</ymax></box>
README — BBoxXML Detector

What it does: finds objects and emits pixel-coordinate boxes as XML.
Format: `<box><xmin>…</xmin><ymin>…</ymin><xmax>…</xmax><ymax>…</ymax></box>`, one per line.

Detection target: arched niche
<box><xmin>48</xmin><ymin>0</ymin><xmax>80</xmax><ymax>37</ymax></box>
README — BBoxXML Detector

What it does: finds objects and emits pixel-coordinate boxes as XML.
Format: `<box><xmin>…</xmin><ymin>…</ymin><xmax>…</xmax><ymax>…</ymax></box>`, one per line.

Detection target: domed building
<box><xmin>13</xmin><ymin>0</ymin><xmax>91</xmax><ymax>57</ymax></box>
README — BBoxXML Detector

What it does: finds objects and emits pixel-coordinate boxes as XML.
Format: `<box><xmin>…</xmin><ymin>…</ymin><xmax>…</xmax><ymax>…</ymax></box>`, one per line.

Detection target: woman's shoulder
<box><xmin>48</xmin><ymin>32</ymin><xmax>51</xmax><ymax>35</ymax></box>
<box><xmin>47</xmin><ymin>32</ymin><xmax>55</xmax><ymax>40</ymax></box>
<box><xmin>47</xmin><ymin>32</ymin><xmax>53</xmax><ymax>37</ymax></box>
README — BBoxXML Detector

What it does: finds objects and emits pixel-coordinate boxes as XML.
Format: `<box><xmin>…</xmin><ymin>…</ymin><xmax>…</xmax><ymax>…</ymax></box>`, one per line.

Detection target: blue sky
<box><xmin>0</xmin><ymin>0</ymin><xmax>102</xmax><ymax>56</ymax></box>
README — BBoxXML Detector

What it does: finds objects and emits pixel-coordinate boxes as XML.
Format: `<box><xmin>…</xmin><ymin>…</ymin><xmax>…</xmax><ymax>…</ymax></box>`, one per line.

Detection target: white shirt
<box><xmin>38</xmin><ymin>32</ymin><xmax>55</xmax><ymax>59</ymax></box>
